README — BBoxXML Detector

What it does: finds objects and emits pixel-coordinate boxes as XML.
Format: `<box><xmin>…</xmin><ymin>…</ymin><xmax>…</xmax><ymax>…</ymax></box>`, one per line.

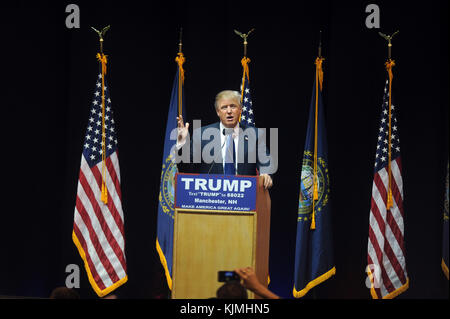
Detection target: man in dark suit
<box><xmin>176</xmin><ymin>90</ymin><xmax>274</xmax><ymax>189</ymax></box>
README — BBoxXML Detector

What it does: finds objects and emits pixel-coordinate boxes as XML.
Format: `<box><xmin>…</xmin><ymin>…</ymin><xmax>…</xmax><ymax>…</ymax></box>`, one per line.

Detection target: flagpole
<box><xmin>318</xmin><ymin>30</ymin><xmax>322</xmax><ymax>58</ymax></box>
<box><xmin>378</xmin><ymin>30</ymin><xmax>399</xmax><ymax>210</ymax></box>
<box><xmin>92</xmin><ymin>25</ymin><xmax>110</xmax><ymax>204</ymax></box>
<box><xmin>178</xmin><ymin>28</ymin><xmax>183</xmax><ymax>117</ymax></box>
<box><xmin>178</xmin><ymin>27</ymin><xmax>183</xmax><ymax>54</ymax></box>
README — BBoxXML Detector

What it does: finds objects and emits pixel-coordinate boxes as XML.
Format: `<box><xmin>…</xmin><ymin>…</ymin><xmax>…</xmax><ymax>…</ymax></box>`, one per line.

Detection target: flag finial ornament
<box><xmin>234</xmin><ymin>28</ymin><xmax>255</xmax><ymax>57</ymax></box>
<box><xmin>379</xmin><ymin>30</ymin><xmax>399</xmax><ymax>60</ymax></box>
<box><xmin>91</xmin><ymin>25</ymin><xmax>110</xmax><ymax>54</ymax></box>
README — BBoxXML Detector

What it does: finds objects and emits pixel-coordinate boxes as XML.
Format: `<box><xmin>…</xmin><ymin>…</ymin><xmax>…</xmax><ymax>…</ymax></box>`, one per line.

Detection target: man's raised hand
<box><xmin>177</xmin><ymin>116</ymin><xmax>189</xmax><ymax>144</ymax></box>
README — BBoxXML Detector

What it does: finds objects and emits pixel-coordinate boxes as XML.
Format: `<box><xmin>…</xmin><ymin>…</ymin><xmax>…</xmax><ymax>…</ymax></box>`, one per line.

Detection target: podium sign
<box><xmin>171</xmin><ymin>173</ymin><xmax>270</xmax><ymax>299</ymax></box>
<box><xmin>175</xmin><ymin>174</ymin><xmax>257</xmax><ymax>212</ymax></box>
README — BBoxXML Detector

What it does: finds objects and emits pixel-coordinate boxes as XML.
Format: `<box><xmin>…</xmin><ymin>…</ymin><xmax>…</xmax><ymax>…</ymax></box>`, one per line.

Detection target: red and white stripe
<box><xmin>367</xmin><ymin>157</ymin><xmax>408</xmax><ymax>299</ymax></box>
<box><xmin>73</xmin><ymin>151</ymin><xmax>127</xmax><ymax>296</ymax></box>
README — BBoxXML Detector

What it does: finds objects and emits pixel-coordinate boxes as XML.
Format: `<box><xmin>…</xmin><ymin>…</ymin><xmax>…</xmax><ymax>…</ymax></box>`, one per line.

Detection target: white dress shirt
<box><xmin>219</xmin><ymin>122</ymin><xmax>240</xmax><ymax>172</ymax></box>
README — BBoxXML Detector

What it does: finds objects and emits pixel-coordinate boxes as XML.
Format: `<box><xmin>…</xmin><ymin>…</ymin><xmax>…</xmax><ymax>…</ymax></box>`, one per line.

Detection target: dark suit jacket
<box><xmin>177</xmin><ymin>122</ymin><xmax>272</xmax><ymax>177</ymax></box>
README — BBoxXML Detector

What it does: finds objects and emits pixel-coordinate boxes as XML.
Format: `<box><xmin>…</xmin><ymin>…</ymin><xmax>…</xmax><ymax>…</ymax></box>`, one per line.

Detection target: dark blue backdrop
<box><xmin>0</xmin><ymin>0</ymin><xmax>448</xmax><ymax>299</ymax></box>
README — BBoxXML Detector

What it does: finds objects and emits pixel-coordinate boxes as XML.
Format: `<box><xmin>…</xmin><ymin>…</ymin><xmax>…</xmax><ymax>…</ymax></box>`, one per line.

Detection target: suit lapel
<box><xmin>237</xmin><ymin>124</ymin><xmax>250</xmax><ymax>175</ymax></box>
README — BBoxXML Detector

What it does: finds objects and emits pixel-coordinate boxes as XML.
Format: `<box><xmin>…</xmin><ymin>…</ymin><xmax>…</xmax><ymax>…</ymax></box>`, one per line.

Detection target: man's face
<box><xmin>216</xmin><ymin>98</ymin><xmax>242</xmax><ymax>128</ymax></box>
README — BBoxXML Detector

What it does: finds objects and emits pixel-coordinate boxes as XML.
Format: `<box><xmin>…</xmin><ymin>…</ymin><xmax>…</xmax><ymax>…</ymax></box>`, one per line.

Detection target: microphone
<box><xmin>207</xmin><ymin>130</ymin><xmax>227</xmax><ymax>174</ymax></box>
<box><xmin>222</xmin><ymin>128</ymin><xmax>234</xmax><ymax>136</ymax></box>
<box><xmin>207</xmin><ymin>127</ymin><xmax>237</xmax><ymax>174</ymax></box>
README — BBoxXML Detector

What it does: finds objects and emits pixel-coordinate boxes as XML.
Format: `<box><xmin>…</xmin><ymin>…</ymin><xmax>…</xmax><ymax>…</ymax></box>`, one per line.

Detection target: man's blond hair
<box><xmin>214</xmin><ymin>90</ymin><xmax>242</xmax><ymax>110</ymax></box>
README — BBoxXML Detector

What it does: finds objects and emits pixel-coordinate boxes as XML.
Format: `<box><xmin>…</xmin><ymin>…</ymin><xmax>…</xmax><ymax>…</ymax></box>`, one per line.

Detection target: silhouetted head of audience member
<box><xmin>49</xmin><ymin>287</ymin><xmax>80</xmax><ymax>299</ymax></box>
<box><xmin>216</xmin><ymin>281</ymin><xmax>248</xmax><ymax>299</ymax></box>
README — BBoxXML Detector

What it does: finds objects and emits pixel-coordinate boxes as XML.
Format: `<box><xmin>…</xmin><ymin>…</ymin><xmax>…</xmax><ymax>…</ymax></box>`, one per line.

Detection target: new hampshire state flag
<box><xmin>293</xmin><ymin>57</ymin><xmax>335</xmax><ymax>298</ymax></box>
<box><xmin>156</xmin><ymin>53</ymin><xmax>185</xmax><ymax>290</ymax></box>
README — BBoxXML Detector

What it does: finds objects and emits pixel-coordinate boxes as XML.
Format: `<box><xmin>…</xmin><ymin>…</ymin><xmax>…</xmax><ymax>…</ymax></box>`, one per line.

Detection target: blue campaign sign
<box><xmin>175</xmin><ymin>174</ymin><xmax>257</xmax><ymax>212</ymax></box>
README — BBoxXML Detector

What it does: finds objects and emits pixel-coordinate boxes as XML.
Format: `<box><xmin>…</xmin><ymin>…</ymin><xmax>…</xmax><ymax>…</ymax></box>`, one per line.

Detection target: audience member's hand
<box><xmin>234</xmin><ymin>267</ymin><xmax>280</xmax><ymax>299</ymax></box>
<box><xmin>235</xmin><ymin>267</ymin><xmax>260</xmax><ymax>291</ymax></box>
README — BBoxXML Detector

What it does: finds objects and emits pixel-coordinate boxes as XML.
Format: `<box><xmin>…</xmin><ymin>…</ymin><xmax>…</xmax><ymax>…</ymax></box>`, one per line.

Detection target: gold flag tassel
<box><xmin>385</xmin><ymin>59</ymin><xmax>395</xmax><ymax>210</ymax></box>
<box><xmin>175</xmin><ymin>52</ymin><xmax>185</xmax><ymax>116</ymax></box>
<box><xmin>311</xmin><ymin>56</ymin><xmax>324</xmax><ymax>230</ymax></box>
<box><xmin>239</xmin><ymin>57</ymin><xmax>250</xmax><ymax>122</ymax></box>
<box><xmin>97</xmin><ymin>52</ymin><xmax>108</xmax><ymax>205</ymax></box>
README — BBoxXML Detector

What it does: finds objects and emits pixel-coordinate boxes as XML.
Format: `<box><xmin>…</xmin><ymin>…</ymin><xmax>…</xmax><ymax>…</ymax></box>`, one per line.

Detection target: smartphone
<box><xmin>217</xmin><ymin>271</ymin><xmax>240</xmax><ymax>282</ymax></box>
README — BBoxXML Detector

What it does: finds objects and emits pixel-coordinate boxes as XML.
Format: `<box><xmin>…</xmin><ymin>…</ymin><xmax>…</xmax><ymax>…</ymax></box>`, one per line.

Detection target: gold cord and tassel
<box><xmin>97</xmin><ymin>53</ymin><xmax>108</xmax><ymax>205</ymax></box>
<box><xmin>311</xmin><ymin>57</ymin><xmax>324</xmax><ymax>230</ymax></box>
<box><xmin>385</xmin><ymin>59</ymin><xmax>395</xmax><ymax>210</ymax></box>
<box><xmin>175</xmin><ymin>52</ymin><xmax>185</xmax><ymax>116</ymax></box>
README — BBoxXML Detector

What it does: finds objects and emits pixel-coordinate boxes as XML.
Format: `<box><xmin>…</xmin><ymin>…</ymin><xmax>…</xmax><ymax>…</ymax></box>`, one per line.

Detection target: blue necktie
<box><xmin>224</xmin><ymin>133</ymin><xmax>236</xmax><ymax>175</ymax></box>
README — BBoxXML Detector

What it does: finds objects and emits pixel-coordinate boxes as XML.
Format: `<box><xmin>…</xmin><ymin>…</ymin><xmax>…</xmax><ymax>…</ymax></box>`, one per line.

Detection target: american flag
<box><xmin>72</xmin><ymin>71</ymin><xmax>127</xmax><ymax>297</ymax></box>
<box><xmin>367</xmin><ymin>79</ymin><xmax>408</xmax><ymax>299</ymax></box>
<box><xmin>240</xmin><ymin>68</ymin><xmax>255</xmax><ymax>127</ymax></box>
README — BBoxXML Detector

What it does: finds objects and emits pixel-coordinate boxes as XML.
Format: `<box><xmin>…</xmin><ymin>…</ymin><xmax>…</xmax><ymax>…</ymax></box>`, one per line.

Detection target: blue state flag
<box><xmin>443</xmin><ymin>161</ymin><xmax>449</xmax><ymax>280</ymax></box>
<box><xmin>293</xmin><ymin>58</ymin><xmax>335</xmax><ymax>298</ymax></box>
<box><xmin>156</xmin><ymin>54</ymin><xmax>185</xmax><ymax>290</ymax></box>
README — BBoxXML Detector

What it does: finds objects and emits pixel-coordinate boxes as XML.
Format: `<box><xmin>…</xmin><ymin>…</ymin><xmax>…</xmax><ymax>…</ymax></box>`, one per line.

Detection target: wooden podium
<box><xmin>171</xmin><ymin>173</ymin><xmax>271</xmax><ymax>299</ymax></box>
